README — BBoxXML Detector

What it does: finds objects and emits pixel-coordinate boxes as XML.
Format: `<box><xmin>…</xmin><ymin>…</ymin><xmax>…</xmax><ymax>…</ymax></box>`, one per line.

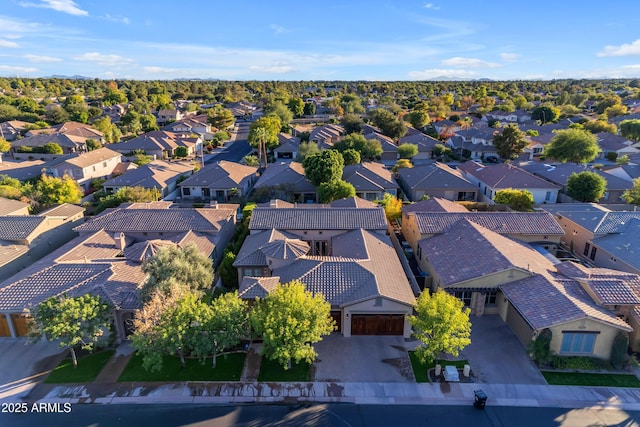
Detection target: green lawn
<box><xmin>45</xmin><ymin>350</ymin><xmax>115</xmax><ymax>384</ymax></box>
<box><xmin>257</xmin><ymin>357</ymin><xmax>311</xmax><ymax>382</ymax></box>
<box><xmin>542</xmin><ymin>371</ymin><xmax>640</xmax><ymax>387</ymax></box>
<box><xmin>118</xmin><ymin>353</ymin><xmax>246</xmax><ymax>382</ymax></box>
<box><xmin>408</xmin><ymin>351</ymin><xmax>469</xmax><ymax>383</ymax></box>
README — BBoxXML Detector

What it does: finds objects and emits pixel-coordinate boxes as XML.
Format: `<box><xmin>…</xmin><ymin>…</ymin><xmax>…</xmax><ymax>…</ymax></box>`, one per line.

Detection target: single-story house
<box><xmin>396</xmin><ymin>162</ymin><xmax>478</xmax><ymax>202</ymax></box>
<box><xmin>342</xmin><ymin>162</ymin><xmax>398</xmax><ymax>200</ymax></box>
<box><xmin>251</xmin><ymin>162</ymin><xmax>317</xmax><ymax>203</ymax></box>
<box><xmin>102</xmin><ymin>160</ymin><xmax>194</xmax><ymax>198</ymax></box>
<box><xmin>179</xmin><ymin>160</ymin><xmax>257</xmax><ymax>202</ymax></box>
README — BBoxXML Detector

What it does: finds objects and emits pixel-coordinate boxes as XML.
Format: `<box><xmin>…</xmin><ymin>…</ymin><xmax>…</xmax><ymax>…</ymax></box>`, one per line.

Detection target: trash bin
<box><xmin>473</xmin><ymin>389</ymin><xmax>487</xmax><ymax>409</ymax></box>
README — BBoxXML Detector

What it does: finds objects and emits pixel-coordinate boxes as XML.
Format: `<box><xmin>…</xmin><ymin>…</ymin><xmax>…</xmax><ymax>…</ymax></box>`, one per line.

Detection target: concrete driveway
<box><xmin>460</xmin><ymin>315</ymin><xmax>547</xmax><ymax>385</ymax></box>
<box><xmin>0</xmin><ymin>338</ymin><xmax>65</xmax><ymax>402</ymax></box>
<box><xmin>313</xmin><ymin>334</ymin><xmax>415</xmax><ymax>382</ymax></box>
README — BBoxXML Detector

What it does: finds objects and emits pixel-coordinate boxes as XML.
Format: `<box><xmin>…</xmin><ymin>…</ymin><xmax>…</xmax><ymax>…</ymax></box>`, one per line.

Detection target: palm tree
<box><xmin>254</xmin><ymin>127</ymin><xmax>269</xmax><ymax>169</ymax></box>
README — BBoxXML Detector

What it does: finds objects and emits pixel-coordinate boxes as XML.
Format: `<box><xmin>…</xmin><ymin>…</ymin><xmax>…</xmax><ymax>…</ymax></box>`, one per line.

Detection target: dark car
<box><xmin>485</xmin><ymin>156</ymin><xmax>499</xmax><ymax>163</ymax></box>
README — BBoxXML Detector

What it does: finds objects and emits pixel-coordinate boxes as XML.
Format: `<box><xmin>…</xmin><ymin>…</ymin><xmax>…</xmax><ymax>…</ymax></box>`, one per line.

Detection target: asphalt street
<box><xmin>2</xmin><ymin>403</ymin><xmax>639</xmax><ymax>427</ymax></box>
<box><xmin>206</xmin><ymin>121</ymin><xmax>252</xmax><ymax>164</ymax></box>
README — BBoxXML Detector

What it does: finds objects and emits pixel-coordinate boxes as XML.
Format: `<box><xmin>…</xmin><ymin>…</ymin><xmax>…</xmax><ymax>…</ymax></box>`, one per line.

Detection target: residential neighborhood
<box><xmin>2</xmin><ymin>77</ymin><xmax>640</xmax><ymax>417</ymax></box>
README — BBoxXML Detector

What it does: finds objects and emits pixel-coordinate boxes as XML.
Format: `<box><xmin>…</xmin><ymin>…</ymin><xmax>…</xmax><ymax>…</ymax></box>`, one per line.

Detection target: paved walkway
<box><xmin>240</xmin><ymin>343</ymin><xmax>262</xmax><ymax>382</ymax></box>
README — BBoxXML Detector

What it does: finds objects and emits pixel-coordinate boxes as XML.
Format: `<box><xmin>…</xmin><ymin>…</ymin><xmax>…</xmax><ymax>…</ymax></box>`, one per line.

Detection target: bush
<box><xmin>552</xmin><ymin>356</ymin><xmax>611</xmax><ymax>371</ymax></box>
<box><xmin>528</xmin><ymin>329</ymin><xmax>553</xmax><ymax>366</ymax></box>
<box><xmin>606</xmin><ymin>151</ymin><xmax>618</xmax><ymax>161</ymax></box>
<box><xmin>610</xmin><ymin>332</ymin><xmax>629</xmax><ymax>370</ymax></box>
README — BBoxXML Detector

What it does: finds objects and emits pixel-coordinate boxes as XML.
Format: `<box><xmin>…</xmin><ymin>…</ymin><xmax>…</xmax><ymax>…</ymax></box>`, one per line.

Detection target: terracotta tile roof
<box><xmin>501</xmin><ymin>274</ymin><xmax>632</xmax><ymax>331</ymax></box>
<box><xmin>252</xmin><ymin>162</ymin><xmax>315</xmax><ymax>193</ymax></box>
<box><xmin>233</xmin><ymin>229</ymin><xmax>301</xmax><ymax>267</ymax></box>
<box><xmin>0</xmin><ymin>217</ymin><xmax>47</xmax><ymax>241</ymax></box>
<box><xmin>102</xmin><ymin>160</ymin><xmax>193</xmax><ymax>190</ymax></box>
<box><xmin>38</xmin><ymin>203</ymin><xmax>85</xmax><ymax>218</ymax></box>
<box><xmin>178</xmin><ymin>160</ymin><xmax>256</xmax><ymax>189</ymax></box>
<box><xmin>56</xmin><ymin>230</ymin><xmax>129</xmax><ymax>263</ymax></box>
<box><xmin>249</xmin><ymin>206</ymin><xmax>388</xmax><ymax>231</ymax></box>
<box><xmin>411</xmin><ymin>211</ymin><xmax>564</xmax><ymax>236</ymax></box>
<box><xmin>56</xmin><ymin>147</ymin><xmax>121</xmax><ymax>169</ymax></box>
<box><xmin>402</xmin><ymin>198</ymin><xmax>469</xmax><ymax>214</ymax></box>
<box><xmin>419</xmin><ymin>219</ymin><xmax>556</xmax><ymax>287</ymax></box>
<box><xmin>342</xmin><ymin>162</ymin><xmax>398</xmax><ymax>192</ymax></box>
<box><xmin>0</xmin><ymin>198</ymin><xmax>30</xmax><ymax>216</ymax></box>
<box><xmin>330</xmin><ymin>197</ymin><xmax>378</xmax><ymax>208</ymax></box>
<box><xmin>75</xmin><ymin>205</ymin><xmax>235</xmax><ymax>233</ymax></box>
<box><xmin>457</xmin><ymin>162</ymin><xmax>561</xmax><ymax>190</ymax></box>
<box><xmin>238</xmin><ymin>276</ymin><xmax>281</xmax><ymax>299</ymax></box>
<box><xmin>397</xmin><ymin>163</ymin><xmax>477</xmax><ymax>191</ymax></box>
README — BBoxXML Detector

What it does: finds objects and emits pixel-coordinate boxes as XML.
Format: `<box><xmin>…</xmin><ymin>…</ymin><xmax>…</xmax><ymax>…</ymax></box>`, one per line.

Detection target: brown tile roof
<box><xmin>555</xmin><ymin>261</ymin><xmax>640</xmax><ymax>305</ymax></box>
<box><xmin>38</xmin><ymin>203</ymin><xmax>85</xmax><ymax>218</ymax></box>
<box><xmin>234</xmin><ymin>229</ymin><xmax>302</xmax><ymax>267</ymax></box>
<box><xmin>342</xmin><ymin>162</ymin><xmax>398</xmax><ymax>192</ymax></box>
<box><xmin>410</xmin><ymin>211</ymin><xmax>564</xmax><ymax>236</ymax></box>
<box><xmin>56</xmin><ymin>147</ymin><xmax>121</xmax><ymax>169</ymax></box>
<box><xmin>457</xmin><ymin>162</ymin><xmax>561</xmax><ymax>190</ymax></box>
<box><xmin>178</xmin><ymin>160</ymin><xmax>256</xmax><ymax>189</ymax></box>
<box><xmin>402</xmin><ymin>198</ymin><xmax>469</xmax><ymax>214</ymax></box>
<box><xmin>56</xmin><ymin>230</ymin><xmax>129</xmax><ymax>263</ymax></box>
<box><xmin>103</xmin><ymin>160</ymin><xmax>193</xmax><ymax>190</ymax></box>
<box><xmin>0</xmin><ymin>217</ymin><xmax>47</xmax><ymax>241</ymax></box>
<box><xmin>330</xmin><ymin>197</ymin><xmax>378</xmax><ymax>208</ymax></box>
<box><xmin>420</xmin><ymin>219</ymin><xmax>556</xmax><ymax>287</ymax></box>
<box><xmin>0</xmin><ymin>197</ymin><xmax>30</xmax><ymax>216</ymax></box>
<box><xmin>238</xmin><ymin>276</ymin><xmax>280</xmax><ymax>299</ymax></box>
<box><xmin>249</xmin><ymin>206</ymin><xmax>388</xmax><ymax>231</ymax></box>
<box><xmin>397</xmin><ymin>163</ymin><xmax>477</xmax><ymax>191</ymax></box>
<box><xmin>252</xmin><ymin>162</ymin><xmax>315</xmax><ymax>193</ymax></box>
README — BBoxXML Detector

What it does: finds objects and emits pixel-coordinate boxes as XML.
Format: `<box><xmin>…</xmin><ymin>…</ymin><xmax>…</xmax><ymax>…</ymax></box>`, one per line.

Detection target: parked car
<box><xmin>485</xmin><ymin>156</ymin><xmax>499</xmax><ymax>163</ymax></box>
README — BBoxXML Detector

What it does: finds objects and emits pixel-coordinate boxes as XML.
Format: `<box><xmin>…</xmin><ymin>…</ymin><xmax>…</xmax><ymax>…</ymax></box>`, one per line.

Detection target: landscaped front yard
<box><xmin>45</xmin><ymin>350</ymin><xmax>115</xmax><ymax>384</ymax></box>
<box><xmin>542</xmin><ymin>371</ymin><xmax>640</xmax><ymax>387</ymax></box>
<box><xmin>117</xmin><ymin>353</ymin><xmax>246</xmax><ymax>382</ymax></box>
<box><xmin>408</xmin><ymin>351</ymin><xmax>469</xmax><ymax>383</ymax></box>
<box><xmin>257</xmin><ymin>357</ymin><xmax>311</xmax><ymax>382</ymax></box>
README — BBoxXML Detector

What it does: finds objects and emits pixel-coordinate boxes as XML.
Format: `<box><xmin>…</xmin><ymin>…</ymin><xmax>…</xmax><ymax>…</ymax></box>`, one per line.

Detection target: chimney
<box><xmin>114</xmin><ymin>232</ymin><xmax>126</xmax><ymax>251</ymax></box>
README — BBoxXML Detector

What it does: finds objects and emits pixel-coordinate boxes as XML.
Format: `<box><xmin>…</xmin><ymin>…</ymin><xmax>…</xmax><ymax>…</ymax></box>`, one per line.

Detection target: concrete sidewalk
<box><xmin>22</xmin><ymin>380</ymin><xmax>640</xmax><ymax>410</ymax></box>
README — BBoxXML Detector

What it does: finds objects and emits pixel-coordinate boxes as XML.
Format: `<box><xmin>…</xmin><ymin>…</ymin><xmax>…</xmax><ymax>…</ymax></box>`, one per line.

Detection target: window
<box><xmin>243</xmin><ymin>267</ymin><xmax>266</xmax><ymax>277</ymax></box>
<box><xmin>183</xmin><ymin>188</ymin><xmax>191</xmax><ymax>196</ymax></box>
<box><xmin>313</xmin><ymin>240</ymin><xmax>328</xmax><ymax>256</ymax></box>
<box><xmin>374</xmin><ymin>297</ymin><xmax>383</xmax><ymax>307</ymax></box>
<box><xmin>583</xmin><ymin>243</ymin><xmax>591</xmax><ymax>257</ymax></box>
<box><xmin>545</xmin><ymin>191</ymin><xmax>552</xmax><ymax>201</ymax></box>
<box><xmin>484</xmin><ymin>291</ymin><xmax>498</xmax><ymax>306</ymax></box>
<box><xmin>454</xmin><ymin>291</ymin><xmax>472</xmax><ymax>307</ymax></box>
<box><xmin>103</xmin><ymin>161</ymin><xmax>107</xmax><ymax>168</ymax></box>
<box><xmin>202</xmin><ymin>188</ymin><xmax>210</xmax><ymax>197</ymax></box>
<box><xmin>560</xmin><ymin>332</ymin><xmax>597</xmax><ymax>354</ymax></box>
<box><xmin>589</xmin><ymin>246</ymin><xmax>597</xmax><ymax>261</ymax></box>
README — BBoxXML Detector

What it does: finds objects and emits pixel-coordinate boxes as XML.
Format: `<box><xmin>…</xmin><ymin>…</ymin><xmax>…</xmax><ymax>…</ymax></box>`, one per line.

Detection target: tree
<box><xmin>392</xmin><ymin>159</ymin><xmax>413</xmax><ymax>174</ymax></box>
<box><xmin>302</xmin><ymin>150</ymin><xmax>344</xmax><ymax>186</ymax></box>
<box><xmin>44</xmin><ymin>106</ymin><xmax>70</xmax><ymax>124</ymax></box>
<box><xmin>35</xmin><ymin>174</ymin><xmax>83</xmax><ymax>207</ymax></box>
<box><xmin>377</xmin><ymin>192</ymin><xmax>402</xmax><ymax>221</ymax></box>
<box><xmin>263</xmin><ymin>101</ymin><xmax>293</xmax><ymax>129</ymax></box>
<box><xmin>218</xmin><ymin>250</ymin><xmax>238</xmax><ymax>288</ymax></box>
<box><xmin>622</xmin><ymin>178</ymin><xmax>640</xmax><ymax>205</ymax></box>
<box><xmin>543</xmin><ymin>129</ymin><xmax>600</xmax><ymax>164</ymax></box>
<box><xmin>86</xmin><ymin>138</ymin><xmax>102</xmax><ymax>151</ymax></box>
<box><xmin>303</xmin><ymin>102</ymin><xmax>316</xmax><ymax>116</ymax></box>
<box><xmin>0</xmin><ymin>137</ymin><xmax>10</xmax><ymax>153</ymax></box>
<box><xmin>531</xmin><ymin>104</ymin><xmax>560</xmax><ymax>124</ymax></box>
<box><xmin>341</xmin><ymin>148</ymin><xmax>361</xmax><ymax>166</ymax></box>
<box><xmin>368</xmin><ymin>108</ymin><xmax>406</xmax><ymax>139</ymax></box>
<box><xmin>121</xmin><ymin>110</ymin><xmax>142</xmax><ymax>135</ymax></box>
<box><xmin>29</xmin><ymin>294</ymin><xmax>111</xmax><ymax>368</ymax></box>
<box><xmin>397</xmin><ymin>143</ymin><xmax>418</xmax><ymax>159</ymax></box>
<box><xmin>43</xmin><ymin>142</ymin><xmax>63</xmax><ymax>154</ymax></box>
<box><xmin>566</xmin><ymin>171</ymin><xmax>607</xmax><ymax>202</ymax></box>
<box><xmin>494</xmin><ymin>189</ymin><xmax>534</xmax><ymax>211</ymax></box>
<box><xmin>140</xmin><ymin>114</ymin><xmax>159</xmax><ymax>132</ymax></box>
<box><xmin>92</xmin><ymin>116</ymin><xmax>121</xmax><ymax>143</ymax></box>
<box><xmin>251</xmin><ymin>280</ymin><xmax>334</xmax><ymax>369</ymax></box>
<box><xmin>140</xmin><ymin>243</ymin><xmax>214</xmax><ymax>302</ymax></box>
<box><xmin>295</xmin><ymin>141</ymin><xmax>320</xmax><ymax>162</ymax></box>
<box><xmin>333</xmin><ymin>133</ymin><xmax>382</xmax><ymax>161</ymax></box>
<box><xmin>408</xmin><ymin>289</ymin><xmax>471</xmax><ymax>364</ymax></box>
<box><xmin>492</xmin><ymin>124</ymin><xmax>528</xmax><ymax>160</ymax></box>
<box><xmin>582</xmin><ymin>120</ymin><xmax>617</xmax><ymax>134</ymax></box>
<box><xmin>405</xmin><ymin>110</ymin><xmax>430</xmax><ymax>130</ymax></box>
<box><xmin>102</xmin><ymin>87</ymin><xmax>128</xmax><ymax>106</ymax></box>
<box><xmin>340</xmin><ymin>114</ymin><xmax>364</xmax><ymax>134</ymax></box>
<box><xmin>174</xmin><ymin>146</ymin><xmax>188</xmax><ymax>158</ymax></box>
<box><xmin>318</xmin><ymin>179</ymin><xmax>356</xmax><ymax>203</ymax></box>
<box><xmin>248</xmin><ymin>115</ymin><xmax>281</xmax><ymax>150</ymax></box>
<box><xmin>620</xmin><ymin>119</ymin><xmax>640</xmax><ymax>141</ymax></box>
<box><xmin>288</xmin><ymin>98</ymin><xmax>304</xmax><ymax>117</ymax></box>
<box><xmin>242</xmin><ymin>154</ymin><xmax>259</xmax><ymax>167</ymax></box>
<box><xmin>207</xmin><ymin>106</ymin><xmax>235</xmax><ymax>130</ymax></box>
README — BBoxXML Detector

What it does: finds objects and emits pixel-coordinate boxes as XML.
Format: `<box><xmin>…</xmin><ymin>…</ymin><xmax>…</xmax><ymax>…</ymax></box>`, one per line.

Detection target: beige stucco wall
<box><xmin>342</xmin><ymin>297</ymin><xmax>413</xmax><ymax>338</ymax></box>
<box><xmin>549</xmin><ymin>318</ymin><xmax>625</xmax><ymax>360</ymax></box>
<box><xmin>629</xmin><ymin>313</ymin><xmax>640</xmax><ymax>353</ymax></box>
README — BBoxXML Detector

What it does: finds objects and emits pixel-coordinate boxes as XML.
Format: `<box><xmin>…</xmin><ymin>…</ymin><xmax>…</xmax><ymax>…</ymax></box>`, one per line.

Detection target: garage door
<box><xmin>0</xmin><ymin>315</ymin><xmax>11</xmax><ymax>337</ymax></box>
<box><xmin>11</xmin><ymin>313</ymin><xmax>30</xmax><ymax>337</ymax></box>
<box><xmin>351</xmin><ymin>314</ymin><xmax>404</xmax><ymax>335</ymax></box>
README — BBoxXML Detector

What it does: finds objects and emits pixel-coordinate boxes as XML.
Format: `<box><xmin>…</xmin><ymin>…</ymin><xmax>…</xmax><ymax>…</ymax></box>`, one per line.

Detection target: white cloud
<box><xmin>73</xmin><ymin>52</ymin><xmax>133</xmax><ymax>66</ymax></box>
<box><xmin>20</xmin><ymin>0</ymin><xmax>88</xmax><ymax>16</ymax></box>
<box><xmin>143</xmin><ymin>66</ymin><xmax>180</xmax><ymax>74</ymax></box>
<box><xmin>424</xmin><ymin>3</ymin><xmax>440</xmax><ymax>9</ymax></box>
<box><xmin>0</xmin><ymin>65</ymin><xmax>38</xmax><ymax>73</ymax></box>
<box><xmin>105</xmin><ymin>14</ymin><xmax>130</xmax><ymax>24</ymax></box>
<box><xmin>408</xmin><ymin>68</ymin><xmax>477</xmax><ymax>79</ymax></box>
<box><xmin>500</xmin><ymin>53</ymin><xmax>520</xmax><ymax>62</ymax></box>
<box><xmin>249</xmin><ymin>64</ymin><xmax>296</xmax><ymax>74</ymax></box>
<box><xmin>0</xmin><ymin>39</ymin><xmax>19</xmax><ymax>48</ymax></box>
<box><xmin>270</xmin><ymin>24</ymin><xmax>290</xmax><ymax>35</ymax></box>
<box><xmin>597</xmin><ymin>39</ymin><xmax>640</xmax><ymax>57</ymax></box>
<box><xmin>24</xmin><ymin>54</ymin><xmax>62</xmax><ymax>62</ymax></box>
<box><xmin>442</xmin><ymin>57</ymin><xmax>500</xmax><ymax>68</ymax></box>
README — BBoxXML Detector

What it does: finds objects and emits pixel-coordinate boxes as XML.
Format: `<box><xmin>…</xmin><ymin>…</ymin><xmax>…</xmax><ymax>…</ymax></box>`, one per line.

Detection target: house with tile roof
<box><xmin>309</xmin><ymin>124</ymin><xmax>344</xmax><ymax>149</ymax></box>
<box><xmin>251</xmin><ymin>161</ymin><xmax>317</xmax><ymax>203</ymax></box>
<box><xmin>0</xmin><ymin>203</ymin><xmax>85</xmax><ymax>294</ymax></box>
<box><xmin>0</xmin><ymin>202</ymin><xmax>237</xmax><ymax>339</ymax></box>
<box><xmin>178</xmin><ymin>160</ymin><xmax>257</xmax><ymax>202</ymax></box>
<box><xmin>457</xmin><ymin>162</ymin><xmax>561</xmax><ymax>204</ymax></box>
<box><xmin>396</xmin><ymin>162</ymin><xmax>478</xmax><ymax>202</ymax></box>
<box><xmin>522</xmin><ymin>163</ymin><xmax>633</xmax><ymax>204</ymax></box>
<box><xmin>102</xmin><ymin>159</ymin><xmax>194</xmax><ymax>198</ymax></box>
<box><xmin>0</xmin><ymin>197</ymin><xmax>30</xmax><ymax>216</ymax></box>
<box><xmin>596</xmin><ymin>132</ymin><xmax>639</xmax><ymax>158</ymax></box>
<box><xmin>415</xmin><ymin>218</ymin><xmax>637</xmax><ymax>360</ymax></box>
<box><xmin>26</xmin><ymin>121</ymin><xmax>105</xmax><ymax>142</ymax></box>
<box><xmin>0</xmin><ymin>120</ymin><xmax>31</xmax><ymax>141</ymax></box>
<box><xmin>362</xmin><ymin>125</ymin><xmax>399</xmax><ymax>165</ymax></box>
<box><xmin>110</xmin><ymin>130</ymin><xmax>200</xmax><ymax>160</ymax></box>
<box><xmin>602</xmin><ymin>163</ymin><xmax>640</xmax><ymax>183</ymax></box>
<box><xmin>401</xmin><ymin>197</ymin><xmax>469</xmax><ymax>215</ymax></box>
<box><xmin>342</xmin><ymin>162</ymin><xmax>398</xmax><ymax>200</ymax></box>
<box><xmin>43</xmin><ymin>147</ymin><xmax>122</xmax><ymax>192</ymax></box>
<box><xmin>542</xmin><ymin>203</ymin><xmax>640</xmax><ymax>275</ymax></box>
<box><xmin>273</xmin><ymin>133</ymin><xmax>301</xmax><ymax>160</ymax></box>
<box><xmin>235</xmin><ymin>203</ymin><xmax>416</xmax><ymax>336</ymax></box>
<box><xmin>398</xmin><ymin>130</ymin><xmax>441</xmax><ymax>165</ymax></box>
<box><xmin>402</xmin><ymin>210</ymin><xmax>563</xmax><ymax>254</ymax></box>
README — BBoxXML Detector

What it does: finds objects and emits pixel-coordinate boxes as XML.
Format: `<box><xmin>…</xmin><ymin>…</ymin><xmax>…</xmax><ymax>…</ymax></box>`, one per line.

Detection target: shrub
<box><xmin>610</xmin><ymin>332</ymin><xmax>629</xmax><ymax>370</ymax></box>
<box><xmin>528</xmin><ymin>329</ymin><xmax>554</xmax><ymax>366</ymax></box>
<box><xmin>606</xmin><ymin>151</ymin><xmax>618</xmax><ymax>161</ymax></box>
<box><xmin>552</xmin><ymin>356</ymin><xmax>611</xmax><ymax>371</ymax></box>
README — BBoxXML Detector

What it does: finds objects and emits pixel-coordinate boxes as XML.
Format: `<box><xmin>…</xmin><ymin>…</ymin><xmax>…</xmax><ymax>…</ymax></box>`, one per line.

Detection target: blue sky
<box><xmin>1</xmin><ymin>0</ymin><xmax>640</xmax><ymax>81</ymax></box>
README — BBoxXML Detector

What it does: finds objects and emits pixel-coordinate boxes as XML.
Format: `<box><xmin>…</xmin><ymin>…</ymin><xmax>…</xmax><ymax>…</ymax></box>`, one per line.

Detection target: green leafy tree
<box><xmin>531</xmin><ymin>104</ymin><xmax>560</xmax><ymax>124</ymax></box>
<box><xmin>35</xmin><ymin>174</ymin><xmax>83</xmax><ymax>207</ymax></box>
<box><xmin>288</xmin><ymin>98</ymin><xmax>305</xmax><ymax>117</ymax></box>
<box><xmin>340</xmin><ymin>114</ymin><xmax>364</xmax><ymax>134</ymax></box>
<box><xmin>251</xmin><ymin>280</ymin><xmax>334</xmax><ymax>369</ymax></box>
<box><xmin>121</xmin><ymin>110</ymin><xmax>142</xmax><ymax>135</ymax></box>
<box><xmin>86</xmin><ymin>138</ymin><xmax>102</xmax><ymax>151</ymax></box>
<box><xmin>397</xmin><ymin>143</ymin><xmax>418</xmax><ymax>159</ymax></box>
<box><xmin>333</xmin><ymin>133</ymin><xmax>382</xmax><ymax>161</ymax></box>
<box><xmin>207</xmin><ymin>106</ymin><xmax>235</xmax><ymax>130</ymax></box>
<box><xmin>302</xmin><ymin>149</ymin><xmax>344</xmax><ymax>186</ymax></box>
<box><xmin>44</xmin><ymin>106</ymin><xmax>70</xmax><ymax>124</ymax></box>
<box><xmin>622</xmin><ymin>178</ymin><xmax>640</xmax><ymax>205</ymax></box>
<box><xmin>527</xmin><ymin>329</ymin><xmax>554</xmax><ymax>366</ymax></box>
<box><xmin>494</xmin><ymin>189</ymin><xmax>534</xmax><ymax>211</ymax></box>
<box><xmin>43</xmin><ymin>142</ymin><xmax>63</xmax><ymax>154</ymax></box>
<box><xmin>492</xmin><ymin>124</ymin><xmax>528</xmax><ymax>160</ymax></box>
<box><xmin>620</xmin><ymin>119</ymin><xmax>640</xmax><ymax>141</ymax></box>
<box><xmin>264</xmin><ymin>101</ymin><xmax>293</xmax><ymax>129</ymax></box>
<box><xmin>368</xmin><ymin>108</ymin><xmax>407</xmax><ymax>139</ymax></box>
<box><xmin>248</xmin><ymin>115</ymin><xmax>281</xmax><ymax>150</ymax></box>
<box><xmin>140</xmin><ymin>243</ymin><xmax>214</xmax><ymax>302</ymax></box>
<box><xmin>134</xmin><ymin>153</ymin><xmax>153</xmax><ymax>166</ymax></box>
<box><xmin>594</xmin><ymin>94</ymin><xmax>622</xmax><ymax>114</ymax></box>
<box><xmin>303</xmin><ymin>102</ymin><xmax>316</xmax><ymax>116</ymax></box>
<box><xmin>408</xmin><ymin>289</ymin><xmax>471</xmax><ymax>364</ymax></box>
<box><xmin>318</xmin><ymin>179</ymin><xmax>356</xmax><ymax>203</ymax></box>
<box><xmin>392</xmin><ymin>159</ymin><xmax>413</xmax><ymax>174</ymax></box>
<box><xmin>295</xmin><ymin>142</ymin><xmax>320</xmax><ymax>162</ymax></box>
<box><xmin>543</xmin><ymin>129</ymin><xmax>600</xmax><ymax>164</ymax></box>
<box><xmin>0</xmin><ymin>137</ymin><xmax>10</xmax><ymax>153</ymax></box>
<box><xmin>582</xmin><ymin>120</ymin><xmax>617</xmax><ymax>134</ymax></box>
<box><xmin>29</xmin><ymin>294</ymin><xmax>111</xmax><ymax>368</ymax></box>
<box><xmin>566</xmin><ymin>171</ymin><xmax>607</xmax><ymax>202</ymax></box>
<box><xmin>341</xmin><ymin>148</ymin><xmax>361</xmax><ymax>166</ymax></box>
<box><xmin>377</xmin><ymin>192</ymin><xmax>402</xmax><ymax>221</ymax></box>
<box><xmin>405</xmin><ymin>110</ymin><xmax>430</xmax><ymax>130</ymax></box>
<box><xmin>242</xmin><ymin>154</ymin><xmax>260</xmax><ymax>167</ymax></box>
<box><xmin>174</xmin><ymin>146</ymin><xmax>188</xmax><ymax>158</ymax></box>
<box><xmin>218</xmin><ymin>250</ymin><xmax>238</xmax><ymax>288</ymax></box>
<box><xmin>102</xmin><ymin>87</ymin><xmax>128</xmax><ymax>106</ymax></box>
<box><xmin>92</xmin><ymin>116</ymin><xmax>122</xmax><ymax>143</ymax></box>
<box><xmin>140</xmin><ymin>114</ymin><xmax>159</xmax><ymax>132</ymax></box>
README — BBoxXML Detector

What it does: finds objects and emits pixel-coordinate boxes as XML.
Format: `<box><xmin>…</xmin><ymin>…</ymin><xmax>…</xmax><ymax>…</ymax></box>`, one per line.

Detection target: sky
<box><xmin>1</xmin><ymin>0</ymin><xmax>640</xmax><ymax>81</ymax></box>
